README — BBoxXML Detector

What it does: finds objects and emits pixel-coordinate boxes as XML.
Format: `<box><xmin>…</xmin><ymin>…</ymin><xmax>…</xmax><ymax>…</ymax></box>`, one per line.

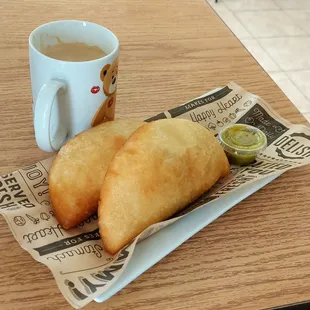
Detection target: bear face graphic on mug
<box><xmin>91</xmin><ymin>57</ymin><xmax>119</xmax><ymax>127</ymax></box>
<box><xmin>100</xmin><ymin>58</ymin><xmax>118</xmax><ymax>96</ymax></box>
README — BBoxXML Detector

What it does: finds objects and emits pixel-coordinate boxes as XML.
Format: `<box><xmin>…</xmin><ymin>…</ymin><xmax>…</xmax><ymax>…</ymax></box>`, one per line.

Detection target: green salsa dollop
<box><xmin>218</xmin><ymin>124</ymin><xmax>267</xmax><ymax>166</ymax></box>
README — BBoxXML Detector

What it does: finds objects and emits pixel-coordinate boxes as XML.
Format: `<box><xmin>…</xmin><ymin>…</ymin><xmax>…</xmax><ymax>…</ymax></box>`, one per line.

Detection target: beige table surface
<box><xmin>1</xmin><ymin>0</ymin><xmax>310</xmax><ymax>309</ymax></box>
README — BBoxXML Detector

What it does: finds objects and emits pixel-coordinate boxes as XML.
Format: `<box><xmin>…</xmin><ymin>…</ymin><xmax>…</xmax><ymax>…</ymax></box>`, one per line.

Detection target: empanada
<box><xmin>98</xmin><ymin>119</ymin><xmax>230</xmax><ymax>254</ymax></box>
<box><xmin>49</xmin><ymin>120</ymin><xmax>144</xmax><ymax>229</ymax></box>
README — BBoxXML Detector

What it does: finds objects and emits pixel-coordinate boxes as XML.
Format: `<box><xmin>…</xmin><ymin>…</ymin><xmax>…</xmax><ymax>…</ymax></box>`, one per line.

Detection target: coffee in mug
<box><xmin>42</xmin><ymin>40</ymin><xmax>107</xmax><ymax>62</ymax></box>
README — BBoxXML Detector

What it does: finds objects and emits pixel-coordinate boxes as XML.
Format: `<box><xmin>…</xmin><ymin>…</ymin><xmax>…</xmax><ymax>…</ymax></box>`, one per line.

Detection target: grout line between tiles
<box><xmin>235</xmin><ymin>14</ymin><xmax>310</xmax><ymax>72</ymax></box>
<box><xmin>212</xmin><ymin>1</ymin><xmax>309</xmax><ymax>40</ymax></box>
<box><xmin>284</xmin><ymin>71</ymin><xmax>310</xmax><ymax>104</ymax></box>
<box><xmin>205</xmin><ymin>0</ymin><xmax>253</xmax><ymax>40</ymax></box>
<box><xmin>220</xmin><ymin>2</ymin><xmax>254</xmax><ymax>39</ymax></box>
<box><xmin>211</xmin><ymin>1</ymin><xmax>310</xmax><ymax>13</ymax></box>
<box><xmin>271</xmin><ymin>0</ymin><xmax>281</xmax><ymax>10</ymax></box>
<box><xmin>255</xmin><ymin>36</ymin><xmax>310</xmax><ymax>72</ymax></box>
<box><xmin>282</xmin><ymin>69</ymin><xmax>310</xmax><ymax>73</ymax></box>
<box><xmin>224</xmin><ymin>9</ymin><xmax>281</xmax><ymax>12</ymax></box>
<box><xmin>258</xmin><ymin>41</ymin><xmax>310</xmax><ymax>110</ymax></box>
<box><xmin>219</xmin><ymin>0</ymin><xmax>310</xmax><ymax>12</ymax></box>
<box><xmin>270</xmin><ymin>7</ymin><xmax>310</xmax><ymax>12</ymax></box>
<box><xmin>218</xmin><ymin>2</ymin><xmax>283</xmax><ymax>73</ymax></box>
<box><xmin>269</xmin><ymin>0</ymin><xmax>310</xmax><ymax>12</ymax></box>
<box><xmin>215</xmin><ymin>1</ymin><xmax>310</xmax><ymax>73</ymax></box>
<box><xmin>243</xmin><ymin>35</ymin><xmax>310</xmax><ymax>40</ymax></box>
<box><xmin>225</xmin><ymin>3</ymin><xmax>310</xmax><ymax>114</ymax></box>
<box><xmin>210</xmin><ymin>0</ymin><xmax>310</xmax><ymax>116</ymax></box>
<box><xmin>274</xmin><ymin>70</ymin><xmax>310</xmax><ymax>114</ymax></box>
<box><xmin>280</xmin><ymin>9</ymin><xmax>308</xmax><ymax>36</ymax></box>
<box><xmin>220</xmin><ymin>0</ymin><xmax>281</xmax><ymax>12</ymax></box>
<box><xmin>231</xmin><ymin>6</ymin><xmax>308</xmax><ymax>40</ymax></box>
<box><xmin>233</xmin><ymin>16</ymin><xmax>282</xmax><ymax>68</ymax></box>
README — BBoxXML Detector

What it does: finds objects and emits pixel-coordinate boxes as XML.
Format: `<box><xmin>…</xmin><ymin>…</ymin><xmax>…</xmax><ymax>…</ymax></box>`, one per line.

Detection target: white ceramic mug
<box><xmin>29</xmin><ymin>20</ymin><xmax>119</xmax><ymax>152</ymax></box>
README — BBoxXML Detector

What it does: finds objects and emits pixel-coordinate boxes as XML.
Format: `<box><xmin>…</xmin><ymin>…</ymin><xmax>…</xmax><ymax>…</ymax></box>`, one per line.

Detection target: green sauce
<box><xmin>218</xmin><ymin>124</ymin><xmax>267</xmax><ymax>166</ymax></box>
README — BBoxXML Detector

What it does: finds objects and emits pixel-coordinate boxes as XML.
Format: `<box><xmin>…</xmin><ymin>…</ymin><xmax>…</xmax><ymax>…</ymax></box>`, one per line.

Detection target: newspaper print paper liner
<box><xmin>1</xmin><ymin>82</ymin><xmax>310</xmax><ymax>308</ymax></box>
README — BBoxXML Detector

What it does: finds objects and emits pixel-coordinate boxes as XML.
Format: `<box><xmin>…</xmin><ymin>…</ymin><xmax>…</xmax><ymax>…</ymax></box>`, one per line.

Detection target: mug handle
<box><xmin>34</xmin><ymin>79</ymin><xmax>67</xmax><ymax>152</ymax></box>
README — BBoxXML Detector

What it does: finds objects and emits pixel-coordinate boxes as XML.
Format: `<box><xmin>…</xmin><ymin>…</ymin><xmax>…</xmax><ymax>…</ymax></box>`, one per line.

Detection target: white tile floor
<box><xmin>207</xmin><ymin>0</ymin><xmax>310</xmax><ymax>123</ymax></box>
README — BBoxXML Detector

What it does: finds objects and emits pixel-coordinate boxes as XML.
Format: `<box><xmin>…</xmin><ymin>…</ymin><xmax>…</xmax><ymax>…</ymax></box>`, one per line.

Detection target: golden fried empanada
<box><xmin>98</xmin><ymin>119</ymin><xmax>230</xmax><ymax>254</ymax></box>
<box><xmin>49</xmin><ymin>120</ymin><xmax>144</xmax><ymax>229</ymax></box>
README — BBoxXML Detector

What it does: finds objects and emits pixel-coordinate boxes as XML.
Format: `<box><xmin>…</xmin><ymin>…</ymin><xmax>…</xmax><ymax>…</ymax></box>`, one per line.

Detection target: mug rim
<box><xmin>29</xmin><ymin>20</ymin><xmax>119</xmax><ymax>64</ymax></box>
